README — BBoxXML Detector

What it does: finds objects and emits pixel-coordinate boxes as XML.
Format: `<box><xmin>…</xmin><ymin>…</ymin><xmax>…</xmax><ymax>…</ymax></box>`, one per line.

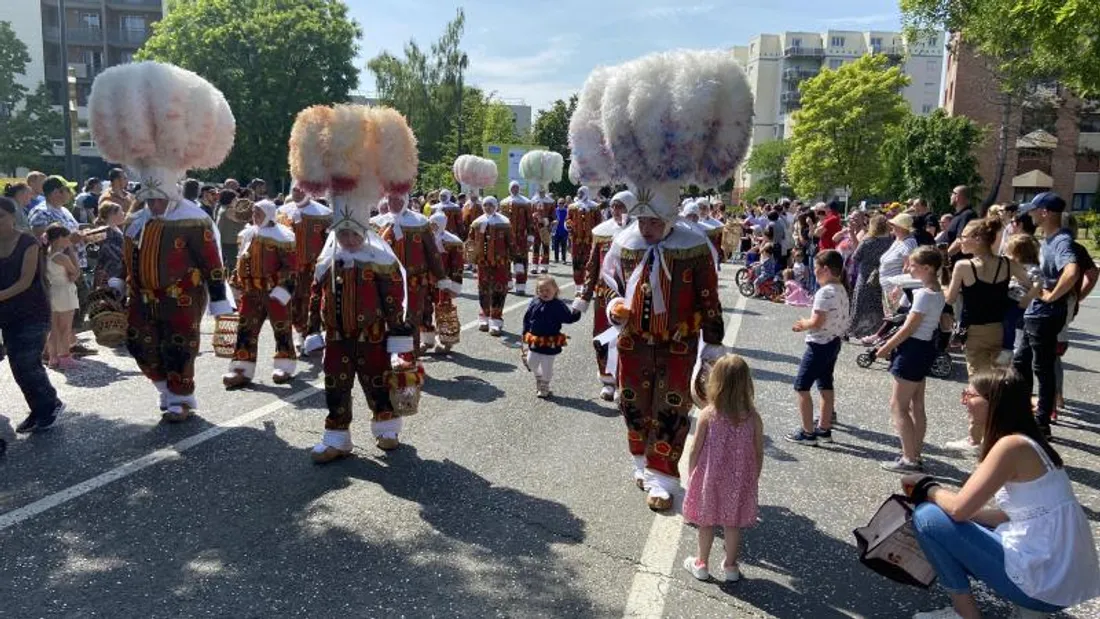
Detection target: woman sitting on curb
<box><xmin>904</xmin><ymin>367</ymin><xmax>1099</xmax><ymax>619</ymax></box>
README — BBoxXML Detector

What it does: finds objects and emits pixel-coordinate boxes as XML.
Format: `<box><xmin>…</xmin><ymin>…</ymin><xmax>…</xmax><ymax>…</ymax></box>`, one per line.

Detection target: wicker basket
<box><xmin>436</xmin><ymin>301</ymin><xmax>460</xmax><ymax>346</ymax></box>
<box><xmin>386</xmin><ymin>365</ymin><xmax>425</xmax><ymax>417</ymax></box>
<box><xmin>691</xmin><ymin>356</ymin><xmax>716</xmax><ymax>409</ymax></box>
<box><xmin>212</xmin><ymin>313</ymin><xmax>240</xmax><ymax>358</ymax></box>
<box><xmin>91</xmin><ymin>310</ymin><xmax>128</xmax><ymax>347</ymax></box>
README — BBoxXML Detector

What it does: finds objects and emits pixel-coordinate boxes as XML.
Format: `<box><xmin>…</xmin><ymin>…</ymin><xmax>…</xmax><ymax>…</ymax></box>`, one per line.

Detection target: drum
<box><xmin>212</xmin><ymin>313</ymin><xmax>240</xmax><ymax>358</ymax></box>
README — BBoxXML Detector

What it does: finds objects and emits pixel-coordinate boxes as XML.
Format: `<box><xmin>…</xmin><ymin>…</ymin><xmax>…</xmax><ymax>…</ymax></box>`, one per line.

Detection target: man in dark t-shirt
<box><xmin>946</xmin><ymin>185</ymin><xmax>977</xmax><ymax>262</ymax></box>
<box><xmin>910</xmin><ymin>198</ymin><xmax>936</xmax><ymax>246</ymax></box>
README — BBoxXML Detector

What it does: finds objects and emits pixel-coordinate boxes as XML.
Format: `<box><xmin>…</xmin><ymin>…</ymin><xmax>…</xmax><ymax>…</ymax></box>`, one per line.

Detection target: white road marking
<box><xmin>621</xmin><ymin>291</ymin><xmax>749</xmax><ymax>619</ymax></box>
<box><xmin>0</xmin><ymin>281</ymin><xmax>574</xmax><ymax>532</ymax></box>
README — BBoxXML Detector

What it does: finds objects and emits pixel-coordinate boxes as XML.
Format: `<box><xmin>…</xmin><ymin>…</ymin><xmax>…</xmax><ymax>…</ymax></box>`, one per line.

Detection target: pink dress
<box><xmin>682</xmin><ymin>409</ymin><xmax>759</xmax><ymax>528</ymax></box>
<box><xmin>784</xmin><ymin>280</ymin><xmax>813</xmax><ymax>307</ymax></box>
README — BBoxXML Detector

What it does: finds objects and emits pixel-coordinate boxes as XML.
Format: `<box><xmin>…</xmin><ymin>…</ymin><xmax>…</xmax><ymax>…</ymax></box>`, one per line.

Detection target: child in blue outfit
<box><xmin>522</xmin><ymin>275</ymin><xmax>582</xmax><ymax>397</ymax></box>
<box><xmin>754</xmin><ymin>242</ymin><xmax>779</xmax><ymax>295</ymax></box>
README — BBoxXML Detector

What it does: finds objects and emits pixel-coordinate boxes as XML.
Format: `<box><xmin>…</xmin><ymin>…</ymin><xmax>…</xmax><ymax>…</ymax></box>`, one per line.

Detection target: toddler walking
<box><xmin>45</xmin><ymin>224</ymin><xmax>81</xmax><ymax>370</ymax></box>
<box><xmin>682</xmin><ymin>354</ymin><xmax>763</xmax><ymax>583</ymax></box>
<box><xmin>522</xmin><ymin>276</ymin><xmax>581</xmax><ymax>397</ymax></box>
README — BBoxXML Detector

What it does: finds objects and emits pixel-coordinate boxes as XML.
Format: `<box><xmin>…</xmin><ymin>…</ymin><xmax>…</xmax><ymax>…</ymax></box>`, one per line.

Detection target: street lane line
<box><xmin>621</xmin><ymin>291</ymin><xmax>748</xmax><ymax>619</ymax></box>
<box><xmin>0</xmin><ymin>282</ymin><xmax>572</xmax><ymax>532</ymax></box>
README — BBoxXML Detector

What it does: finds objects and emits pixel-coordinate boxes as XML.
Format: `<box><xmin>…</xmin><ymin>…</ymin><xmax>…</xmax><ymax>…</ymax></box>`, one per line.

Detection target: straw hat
<box><xmin>888</xmin><ymin>213</ymin><xmax>914</xmax><ymax>233</ymax></box>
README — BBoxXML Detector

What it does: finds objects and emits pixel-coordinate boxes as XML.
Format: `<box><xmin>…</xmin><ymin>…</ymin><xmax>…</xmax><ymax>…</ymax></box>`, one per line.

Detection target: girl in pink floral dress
<box><xmin>682</xmin><ymin>354</ymin><xmax>764</xmax><ymax>583</ymax></box>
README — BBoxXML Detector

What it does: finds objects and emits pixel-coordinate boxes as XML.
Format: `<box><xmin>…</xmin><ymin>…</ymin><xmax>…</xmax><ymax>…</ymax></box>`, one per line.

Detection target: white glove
<box><xmin>700</xmin><ymin>343</ymin><xmax>727</xmax><ymax>362</ymax></box>
<box><xmin>269</xmin><ymin>286</ymin><xmax>291</xmax><ymax>306</ymax></box>
<box><xmin>107</xmin><ymin>277</ymin><xmax>125</xmax><ymax>295</ymax></box>
<box><xmin>571</xmin><ymin>298</ymin><xmax>590</xmax><ymax>314</ymax></box>
<box><xmin>527</xmin><ymin>235</ymin><xmax>535</xmax><ymax>244</ymax></box>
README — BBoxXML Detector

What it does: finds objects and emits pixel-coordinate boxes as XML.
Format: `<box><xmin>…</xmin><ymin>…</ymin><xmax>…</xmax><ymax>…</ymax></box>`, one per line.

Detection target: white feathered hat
<box><xmin>88</xmin><ymin>61</ymin><xmax>235</xmax><ymax>204</ymax></box>
<box><xmin>452</xmin><ymin>155</ymin><xmax>498</xmax><ymax>196</ymax></box>
<box><xmin>519</xmin><ymin>150</ymin><xmax>564</xmax><ymax>191</ymax></box>
<box><xmin>568</xmin><ymin>50</ymin><xmax>753</xmax><ymax>222</ymax></box>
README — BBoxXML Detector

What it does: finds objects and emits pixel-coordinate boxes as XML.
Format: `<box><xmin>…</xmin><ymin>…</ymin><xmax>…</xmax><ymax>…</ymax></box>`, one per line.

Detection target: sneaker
<box><xmin>813</xmin><ymin>426</ymin><xmax>833</xmax><ymax>443</ymax></box>
<box><xmin>682</xmin><ymin>556</ymin><xmax>710</xmax><ymax>581</ymax></box>
<box><xmin>719</xmin><ymin>565</ymin><xmax>741</xmax><ymax>583</ymax></box>
<box><xmin>15</xmin><ymin>415</ymin><xmax>37</xmax><ymax>434</ymax></box>
<box><xmin>880</xmin><ymin>457</ymin><xmax>923</xmax><ymax>473</ymax></box>
<box><xmin>944</xmin><ymin>438</ymin><xmax>980</xmax><ymax>457</ymax></box>
<box><xmin>1037</xmin><ymin>421</ymin><xmax>1052</xmax><ymax>439</ymax></box>
<box><xmin>913</xmin><ymin>607</ymin><xmax>964</xmax><ymax>619</ymax></box>
<box><xmin>784</xmin><ymin>428</ymin><xmax>817</xmax><ymax>446</ymax></box>
<box><xmin>34</xmin><ymin>402</ymin><xmax>66</xmax><ymax>433</ymax></box>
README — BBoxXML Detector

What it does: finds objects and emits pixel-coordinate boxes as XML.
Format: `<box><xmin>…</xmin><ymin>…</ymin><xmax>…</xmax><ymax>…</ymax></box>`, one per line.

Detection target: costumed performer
<box><xmin>88</xmin><ymin>61</ymin><xmax>236</xmax><ymax>422</ymax></box>
<box><xmin>277</xmin><ymin>182</ymin><xmax>332</xmax><ymax>357</ymax></box>
<box><xmin>469</xmin><ymin>196</ymin><xmax>520</xmax><ymax>336</ymax></box>
<box><xmin>500</xmin><ymin>180</ymin><xmax>537</xmax><ymax>295</ymax></box>
<box><xmin>519</xmin><ymin>150</ymin><xmax>565</xmax><ymax>275</ymax></box>
<box><xmin>565</xmin><ymin>186</ymin><xmax>602</xmax><ymax>293</ymax></box>
<box><xmin>222</xmin><ymin>199</ymin><xmax>298</xmax><ymax>388</ymax></box>
<box><xmin>425</xmin><ymin>211</ymin><xmax>465</xmax><ymax>353</ymax></box>
<box><xmin>431</xmin><ymin>189</ymin><xmax>466</xmax><ymax>240</ymax></box>
<box><xmin>568</xmin><ymin>49</ymin><xmax>752</xmax><ymax>511</ymax></box>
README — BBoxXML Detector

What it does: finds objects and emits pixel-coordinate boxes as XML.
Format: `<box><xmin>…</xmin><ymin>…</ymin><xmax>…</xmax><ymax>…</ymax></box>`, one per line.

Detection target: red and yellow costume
<box><xmin>500</xmin><ymin>183</ymin><xmax>537</xmax><ymax>295</ymax></box>
<box><xmin>530</xmin><ymin>192</ymin><xmax>555</xmax><ymax>274</ymax></box>
<box><xmin>578</xmin><ymin>202</ymin><xmax>632</xmax><ymax>397</ymax></box>
<box><xmin>566</xmin><ymin>187</ymin><xmax>603</xmax><ymax>292</ymax></box>
<box><xmin>461</xmin><ymin>198</ymin><xmax>484</xmax><ymax>242</ymax></box>
<box><xmin>468</xmin><ymin>199</ymin><xmax>519</xmax><ymax>333</ymax></box>
<box><xmin>375</xmin><ymin>201</ymin><xmax>446</xmax><ymax>355</ymax></box>
<box><xmin>277</xmin><ymin>198</ymin><xmax>332</xmax><ymax>352</ymax></box>
<box><xmin>424</xmin><ymin>211</ymin><xmax>464</xmax><ymax>351</ymax></box>
<box><xmin>603</xmin><ymin>221</ymin><xmax>724</xmax><ymax>500</ymax></box>
<box><xmin>124</xmin><ymin>198</ymin><xmax>233</xmax><ymax>416</ymax></box>
<box><xmin>431</xmin><ymin>190</ymin><xmax>466</xmax><ymax>240</ymax></box>
<box><xmin>223</xmin><ymin>201</ymin><xmax>298</xmax><ymax>385</ymax></box>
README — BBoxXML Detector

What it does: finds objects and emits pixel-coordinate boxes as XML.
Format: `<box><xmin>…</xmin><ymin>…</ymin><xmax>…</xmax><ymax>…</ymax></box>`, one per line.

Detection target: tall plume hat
<box><xmin>89</xmin><ymin>61</ymin><xmax>235</xmax><ymax>204</ymax></box>
<box><xmin>567</xmin><ymin>49</ymin><xmax>754</xmax><ymax>223</ymax></box>
<box><xmin>518</xmin><ymin>150</ymin><xmax>564</xmax><ymax>191</ymax></box>
<box><xmin>452</xmin><ymin>155</ymin><xmax>498</xmax><ymax>197</ymax></box>
<box><xmin>288</xmin><ymin>104</ymin><xmax>418</xmax><ymax>234</ymax></box>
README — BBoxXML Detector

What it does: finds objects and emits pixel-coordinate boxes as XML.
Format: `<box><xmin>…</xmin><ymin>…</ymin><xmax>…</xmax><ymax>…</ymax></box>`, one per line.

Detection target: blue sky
<box><xmin>347</xmin><ymin>0</ymin><xmax>904</xmax><ymax>117</ymax></box>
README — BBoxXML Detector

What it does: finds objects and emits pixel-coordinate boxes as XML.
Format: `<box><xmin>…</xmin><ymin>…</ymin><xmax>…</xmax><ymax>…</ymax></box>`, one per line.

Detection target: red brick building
<box><xmin>943</xmin><ymin>37</ymin><xmax>1100</xmax><ymax>210</ymax></box>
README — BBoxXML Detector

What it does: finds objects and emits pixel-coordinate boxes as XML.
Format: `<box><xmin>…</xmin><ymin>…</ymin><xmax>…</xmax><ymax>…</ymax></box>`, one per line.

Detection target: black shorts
<box><xmin>889</xmin><ymin>337</ymin><xmax>937</xmax><ymax>382</ymax></box>
<box><xmin>794</xmin><ymin>338</ymin><xmax>841</xmax><ymax>392</ymax></box>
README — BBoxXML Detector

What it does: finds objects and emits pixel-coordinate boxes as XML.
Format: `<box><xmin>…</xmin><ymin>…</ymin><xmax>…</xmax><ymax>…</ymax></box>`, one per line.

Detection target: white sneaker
<box><xmin>599</xmin><ymin>385</ymin><xmax>615</xmax><ymax>401</ymax></box>
<box><xmin>682</xmin><ymin>556</ymin><xmax>709</xmax><ymax>581</ymax></box>
<box><xmin>944</xmin><ymin>438</ymin><xmax>981</xmax><ymax>457</ymax></box>
<box><xmin>913</xmin><ymin>607</ymin><xmax>964</xmax><ymax>619</ymax></box>
<box><xmin>719</xmin><ymin>565</ymin><xmax>741</xmax><ymax>583</ymax></box>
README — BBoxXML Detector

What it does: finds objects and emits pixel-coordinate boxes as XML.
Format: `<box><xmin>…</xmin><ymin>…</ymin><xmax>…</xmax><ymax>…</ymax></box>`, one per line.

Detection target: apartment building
<box><xmin>943</xmin><ymin>38</ymin><xmax>1100</xmax><ymax>210</ymax></box>
<box><xmin>731</xmin><ymin>30</ymin><xmax>945</xmax><ymax>192</ymax></box>
<box><xmin>1</xmin><ymin>0</ymin><xmax>168</xmax><ymax>171</ymax></box>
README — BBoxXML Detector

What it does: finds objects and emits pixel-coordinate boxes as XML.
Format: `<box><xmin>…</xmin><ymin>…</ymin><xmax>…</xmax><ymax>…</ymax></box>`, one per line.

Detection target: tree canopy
<box><xmin>901</xmin><ymin>0</ymin><xmax>1100</xmax><ymax>97</ymax></box>
<box><xmin>531</xmin><ymin>95</ymin><xmax>578</xmax><ymax>197</ymax></box>
<box><xmin>787</xmin><ymin>54</ymin><xmax>911</xmax><ymax>201</ymax></box>
<box><xmin>742</xmin><ymin>139</ymin><xmax>791</xmax><ymax>204</ymax></box>
<box><xmin>891</xmin><ymin>109</ymin><xmax>983</xmax><ymax>212</ymax></box>
<box><xmin>0</xmin><ymin>21</ymin><xmax>62</xmax><ymax>175</ymax></box>
<box><xmin>137</xmin><ymin>0</ymin><xmax>361</xmax><ymax>188</ymax></box>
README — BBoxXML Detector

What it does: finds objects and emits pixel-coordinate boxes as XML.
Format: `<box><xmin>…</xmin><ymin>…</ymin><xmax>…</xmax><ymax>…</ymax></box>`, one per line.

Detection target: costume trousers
<box><xmin>571</xmin><ymin>243</ymin><xmax>591</xmax><ymax>287</ymax></box>
<box><xmin>477</xmin><ymin>265</ymin><xmax>509</xmax><ymax>320</ymax></box>
<box><xmin>592</xmin><ymin>297</ymin><xmax>614</xmax><ymax>385</ymax></box>
<box><xmin>616</xmin><ymin>335</ymin><xmax>698</xmax><ymax>479</ymax></box>
<box><xmin>421</xmin><ymin>289</ymin><xmax>438</xmax><ymax>335</ymax></box>
<box><xmin>513</xmin><ymin>240</ymin><xmax>530</xmax><ymax>288</ymax></box>
<box><xmin>127</xmin><ymin>291</ymin><xmax>206</xmax><ymax>396</ymax></box>
<box><xmin>322</xmin><ymin>337</ymin><xmax>395</xmax><ymax>429</ymax></box>
<box><xmin>532</xmin><ymin>236</ymin><xmax>550</xmax><ymax>267</ymax></box>
<box><xmin>290</xmin><ymin>268</ymin><xmax>321</xmax><ymax>336</ymax></box>
<box><xmin>234</xmin><ymin>291</ymin><xmax>294</xmax><ymax>364</ymax></box>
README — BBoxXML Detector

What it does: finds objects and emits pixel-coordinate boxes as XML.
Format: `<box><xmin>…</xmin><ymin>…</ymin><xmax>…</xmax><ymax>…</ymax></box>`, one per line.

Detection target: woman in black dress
<box><xmin>847</xmin><ymin>215</ymin><xmax>895</xmax><ymax>338</ymax></box>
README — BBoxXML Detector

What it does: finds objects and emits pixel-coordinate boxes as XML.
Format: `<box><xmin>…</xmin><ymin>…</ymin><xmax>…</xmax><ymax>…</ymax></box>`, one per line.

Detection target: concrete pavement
<box><xmin>1</xmin><ymin>262</ymin><xmax>1097</xmax><ymax>618</ymax></box>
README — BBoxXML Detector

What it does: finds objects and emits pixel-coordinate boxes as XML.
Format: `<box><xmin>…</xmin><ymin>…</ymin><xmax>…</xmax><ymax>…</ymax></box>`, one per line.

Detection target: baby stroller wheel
<box><xmin>856</xmin><ymin>350</ymin><xmax>875</xmax><ymax>369</ymax></box>
<box><xmin>930</xmin><ymin>352</ymin><xmax>953</xmax><ymax>379</ymax></box>
<box><xmin>734</xmin><ymin>267</ymin><xmax>750</xmax><ymax>287</ymax></box>
<box><xmin>738</xmin><ymin>279</ymin><xmax>756</xmax><ymax>297</ymax></box>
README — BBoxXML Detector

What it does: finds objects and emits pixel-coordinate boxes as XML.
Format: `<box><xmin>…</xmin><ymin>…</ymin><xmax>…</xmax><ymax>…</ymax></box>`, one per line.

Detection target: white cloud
<box><xmin>635</xmin><ymin>4</ymin><xmax>715</xmax><ymax>19</ymax></box>
<box><xmin>465</xmin><ymin>35</ymin><xmax>580</xmax><ymax>111</ymax></box>
<box><xmin>821</xmin><ymin>13</ymin><xmax>899</xmax><ymax>27</ymax></box>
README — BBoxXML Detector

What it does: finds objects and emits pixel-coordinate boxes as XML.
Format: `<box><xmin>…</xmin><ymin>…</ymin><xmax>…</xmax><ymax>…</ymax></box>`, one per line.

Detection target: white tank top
<box><xmin>994</xmin><ymin>436</ymin><xmax>1100</xmax><ymax>606</ymax></box>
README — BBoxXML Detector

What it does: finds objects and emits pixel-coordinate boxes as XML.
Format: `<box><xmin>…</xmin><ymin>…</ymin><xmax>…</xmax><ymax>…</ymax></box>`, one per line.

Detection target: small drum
<box><xmin>463</xmin><ymin>239</ymin><xmax>478</xmax><ymax>264</ymax></box>
<box><xmin>436</xmin><ymin>301</ymin><xmax>461</xmax><ymax>346</ymax></box>
<box><xmin>212</xmin><ymin>313</ymin><xmax>240</xmax><ymax>358</ymax></box>
<box><xmin>386</xmin><ymin>364</ymin><xmax>425</xmax><ymax>417</ymax></box>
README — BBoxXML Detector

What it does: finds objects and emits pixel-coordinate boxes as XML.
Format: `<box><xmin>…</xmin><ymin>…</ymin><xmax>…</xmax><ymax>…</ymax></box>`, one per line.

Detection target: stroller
<box><xmin>855</xmin><ymin>276</ymin><xmax>954</xmax><ymax>380</ymax></box>
<box><xmin>735</xmin><ymin>262</ymin><xmax>782</xmax><ymax>300</ymax></box>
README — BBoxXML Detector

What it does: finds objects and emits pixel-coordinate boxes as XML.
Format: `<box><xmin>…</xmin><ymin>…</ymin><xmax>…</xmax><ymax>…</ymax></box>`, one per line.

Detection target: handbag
<box><xmin>852</xmin><ymin>495</ymin><xmax>937</xmax><ymax>589</ymax></box>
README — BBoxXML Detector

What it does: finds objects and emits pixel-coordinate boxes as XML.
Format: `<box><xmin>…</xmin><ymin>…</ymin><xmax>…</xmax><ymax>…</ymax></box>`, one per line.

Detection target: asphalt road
<box><xmin>1</xmin><ymin>261</ymin><xmax>1098</xmax><ymax>618</ymax></box>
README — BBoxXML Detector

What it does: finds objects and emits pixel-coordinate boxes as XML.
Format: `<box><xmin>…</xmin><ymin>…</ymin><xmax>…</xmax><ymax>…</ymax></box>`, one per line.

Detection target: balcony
<box><xmin>43</xmin><ymin>26</ymin><xmax>105</xmax><ymax>45</ymax></box>
<box><xmin>780</xmin><ymin>92</ymin><xmax>802</xmax><ymax>105</ymax></box>
<box><xmin>44</xmin><ymin>62</ymin><xmax>98</xmax><ymax>81</ymax></box>
<box><xmin>41</xmin><ymin>0</ymin><xmax>103</xmax><ymax>8</ymax></box>
<box><xmin>108</xmin><ymin>28</ymin><xmax>150</xmax><ymax>47</ymax></box>
<box><xmin>784</xmin><ymin>46</ymin><xmax>824</xmax><ymax>58</ymax></box>
<box><xmin>107</xmin><ymin>0</ymin><xmax>163</xmax><ymax>10</ymax></box>
<box><xmin>783</xmin><ymin>67</ymin><xmax>819</xmax><ymax>82</ymax></box>
<box><xmin>872</xmin><ymin>45</ymin><xmax>906</xmax><ymax>57</ymax></box>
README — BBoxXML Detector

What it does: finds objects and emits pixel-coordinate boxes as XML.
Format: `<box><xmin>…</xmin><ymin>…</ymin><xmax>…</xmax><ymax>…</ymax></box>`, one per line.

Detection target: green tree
<box><xmin>742</xmin><ymin>139</ymin><xmax>791</xmax><ymax>203</ymax></box>
<box><xmin>137</xmin><ymin>0</ymin><xmax>361</xmax><ymax>188</ymax></box>
<box><xmin>787</xmin><ymin>54</ymin><xmax>911</xmax><ymax>201</ymax></box>
<box><xmin>368</xmin><ymin>9</ymin><xmax>467</xmax><ymax>167</ymax></box>
<box><xmin>901</xmin><ymin>0</ymin><xmax>1100</xmax><ymax>97</ymax></box>
<box><xmin>0</xmin><ymin>21</ymin><xmax>62</xmax><ymax>175</ymax></box>
<box><xmin>897</xmin><ymin>109</ymin><xmax>983</xmax><ymax>212</ymax></box>
<box><xmin>532</xmin><ymin>95</ymin><xmax>578</xmax><ymax>197</ymax></box>
<box><xmin>481</xmin><ymin>101</ymin><xmax>517</xmax><ymax>145</ymax></box>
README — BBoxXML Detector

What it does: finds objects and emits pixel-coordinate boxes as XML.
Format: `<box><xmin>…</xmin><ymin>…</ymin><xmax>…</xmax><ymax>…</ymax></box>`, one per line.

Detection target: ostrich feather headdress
<box><xmin>452</xmin><ymin>155</ymin><xmax>498</xmax><ymax>196</ymax></box>
<box><xmin>567</xmin><ymin>50</ymin><xmax>753</xmax><ymax>222</ymax></box>
<box><xmin>518</xmin><ymin>150</ymin><xmax>564</xmax><ymax>190</ymax></box>
<box><xmin>88</xmin><ymin>61</ymin><xmax>235</xmax><ymax>204</ymax></box>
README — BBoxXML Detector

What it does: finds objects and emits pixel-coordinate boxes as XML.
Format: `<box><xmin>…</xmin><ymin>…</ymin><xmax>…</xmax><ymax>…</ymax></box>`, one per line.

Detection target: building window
<box><xmin>749</xmin><ymin>43</ymin><xmax>755</xmax><ymax>55</ymax></box>
<box><xmin>828</xmin><ymin>59</ymin><xmax>843</xmax><ymax>70</ymax></box>
<box><xmin>926</xmin><ymin>59</ymin><xmax>938</xmax><ymax>73</ymax></box>
<box><xmin>120</xmin><ymin>15</ymin><xmax>146</xmax><ymax>32</ymax></box>
<box><xmin>78</xmin><ymin>12</ymin><xmax>100</xmax><ymax>29</ymax></box>
<box><xmin>120</xmin><ymin>51</ymin><xmax>135</xmax><ymax>63</ymax></box>
<box><xmin>1072</xmin><ymin>194</ymin><xmax>1096</xmax><ymax>211</ymax></box>
<box><xmin>1079</xmin><ymin>112</ymin><xmax>1100</xmax><ymax>133</ymax></box>
<box><xmin>791</xmin><ymin>38</ymin><xmax>801</xmax><ymax>47</ymax></box>
<box><xmin>922</xmin><ymin>104</ymin><xmax>933</xmax><ymax>114</ymax></box>
<box><xmin>831</xmin><ymin>36</ymin><xmax>845</xmax><ymax>47</ymax></box>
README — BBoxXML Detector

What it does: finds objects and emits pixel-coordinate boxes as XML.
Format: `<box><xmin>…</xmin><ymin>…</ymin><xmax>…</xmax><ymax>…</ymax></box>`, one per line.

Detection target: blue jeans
<box><xmin>1012</xmin><ymin>314</ymin><xmax>1065</xmax><ymax>425</ymax></box>
<box><xmin>911</xmin><ymin>503</ymin><xmax>1063</xmax><ymax>612</ymax></box>
<box><xmin>2</xmin><ymin>321</ymin><xmax>59</xmax><ymax>421</ymax></box>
